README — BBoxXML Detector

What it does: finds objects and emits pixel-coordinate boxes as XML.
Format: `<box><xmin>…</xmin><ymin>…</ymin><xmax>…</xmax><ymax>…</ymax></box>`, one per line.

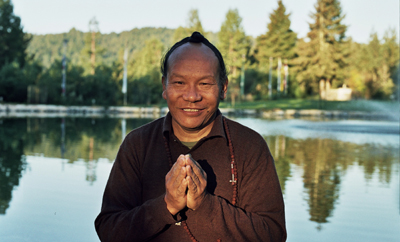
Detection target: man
<box><xmin>95</xmin><ymin>32</ymin><xmax>286</xmax><ymax>242</ymax></box>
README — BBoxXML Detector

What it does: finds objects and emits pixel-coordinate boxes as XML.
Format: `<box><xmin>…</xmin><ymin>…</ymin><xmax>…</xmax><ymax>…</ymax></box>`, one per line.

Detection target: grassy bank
<box><xmin>219</xmin><ymin>99</ymin><xmax>400</xmax><ymax>112</ymax></box>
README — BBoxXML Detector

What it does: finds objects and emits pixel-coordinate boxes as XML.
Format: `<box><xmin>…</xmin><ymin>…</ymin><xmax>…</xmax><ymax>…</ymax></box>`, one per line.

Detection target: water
<box><xmin>0</xmin><ymin>117</ymin><xmax>399</xmax><ymax>242</ymax></box>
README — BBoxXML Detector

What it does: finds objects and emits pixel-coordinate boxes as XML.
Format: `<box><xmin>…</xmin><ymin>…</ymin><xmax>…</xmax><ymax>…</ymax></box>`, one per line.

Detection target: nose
<box><xmin>182</xmin><ymin>85</ymin><xmax>202</xmax><ymax>103</ymax></box>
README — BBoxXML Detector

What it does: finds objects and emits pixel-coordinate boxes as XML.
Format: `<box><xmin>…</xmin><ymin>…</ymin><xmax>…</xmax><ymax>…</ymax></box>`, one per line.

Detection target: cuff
<box><xmin>190</xmin><ymin>193</ymin><xmax>215</xmax><ymax>221</ymax></box>
<box><xmin>151</xmin><ymin>194</ymin><xmax>181</xmax><ymax>225</ymax></box>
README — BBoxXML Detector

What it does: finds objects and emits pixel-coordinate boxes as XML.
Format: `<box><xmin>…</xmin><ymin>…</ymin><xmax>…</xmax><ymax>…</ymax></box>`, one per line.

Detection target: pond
<box><xmin>0</xmin><ymin>116</ymin><xmax>399</xmax><ymax>242</ymax></box>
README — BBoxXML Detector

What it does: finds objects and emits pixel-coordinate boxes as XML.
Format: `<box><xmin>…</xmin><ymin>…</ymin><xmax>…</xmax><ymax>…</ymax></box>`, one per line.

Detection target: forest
<box><xmin>0</xmin><ymin>0</ymin><xmax>399</xmax><ymax>106</ymax></box>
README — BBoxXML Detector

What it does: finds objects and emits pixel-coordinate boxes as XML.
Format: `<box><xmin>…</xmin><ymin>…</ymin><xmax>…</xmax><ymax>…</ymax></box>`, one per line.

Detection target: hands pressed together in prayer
<box><xmin>164</xmin><ymin>154</ymin><xmax>208</xmax><ymax>215</ymax></box>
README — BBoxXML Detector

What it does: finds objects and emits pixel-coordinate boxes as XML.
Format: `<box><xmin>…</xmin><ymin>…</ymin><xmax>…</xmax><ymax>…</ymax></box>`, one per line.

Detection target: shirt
<box><xmin>95</xmin><ymin>110</ymin><xmax>287</xmax><ymax>242</ymax></box>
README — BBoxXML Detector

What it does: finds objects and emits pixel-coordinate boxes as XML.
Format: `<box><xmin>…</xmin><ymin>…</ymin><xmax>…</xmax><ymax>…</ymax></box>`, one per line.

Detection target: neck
<box><xmin>172</xmin><ymin>120</ymin><xmax>215</xmax><ymax>142</ymax></box>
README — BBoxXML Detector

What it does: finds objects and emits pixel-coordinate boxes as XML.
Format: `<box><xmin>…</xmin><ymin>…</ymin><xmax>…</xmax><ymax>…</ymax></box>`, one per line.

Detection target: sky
<box><xmin>12</xmin><ymin>0</ymin><xmax>399</xmax><ymax>43</ymax></box>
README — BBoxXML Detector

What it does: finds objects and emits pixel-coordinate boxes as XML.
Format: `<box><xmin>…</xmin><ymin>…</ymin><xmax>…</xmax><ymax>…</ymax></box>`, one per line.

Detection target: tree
<box><xmin>81</xmin><ymin>17</ymin><xmax>105</xmax><ymax>75</ymax></box>
<box><xmin>218</xmin><ymin>9</ymin><xmax>251</xmax><ymax>104</ymax></box>
<box><xmin>0</xmin><ymin>62</ymin><xmax>26</xmax><ymax>102</ymax></box>
<box><xmin>0</xmin><ymin>0</ymin><xmax>31</xmax><ymax>68</ymax></box>
<box><xmin>128</xmin><ymin>38</ymin><xmax>165</xmax><ymax>104</ymax></box>
<box><xmin>293</xmin><ymin>0</ymin><xmax>349</xmax><ymax>98</ymax></box>
<box><xmin>172</xmin><ymin>9</ymin><xmax>205</xmax><ymax>42</ymax></box>
<box><xmin>254</xmin><ymin>0</ymin><xmax>297</xmax><ymax>65</ymax></box>
<box><xmin>347</xmin><ymin>31</ymin><xmax>398</xmax><ymax>99</ymax></box>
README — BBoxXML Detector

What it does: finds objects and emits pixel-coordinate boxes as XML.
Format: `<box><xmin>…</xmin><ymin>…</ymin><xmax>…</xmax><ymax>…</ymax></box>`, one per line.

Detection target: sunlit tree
<box><xmin>172</xmin><ymin>9</ymin><xmax>205</xmax><ymax>42</ymax></box>
<box><xmin>218</xmin><ymin>9</ymin><xmax>251</xmax><ymax>103</ymax></box>
<box><xmin>254</xmin><ymin>0</ymin><xmax>297</xmax><ymax>66</ymax></box>
<box><xmin>347</xmin><ymin>30</ymin><xmax>399</xmax><ymax>99</ymax></box>
<box><xmin>128</xmin><ymin>38</ymin><xmax>164</xmax><ymax>104</ymax></box>
<box><xmin>293</xmin><ymin>0</ymin><xmax>349</xmax><ymax>98</ymax></box>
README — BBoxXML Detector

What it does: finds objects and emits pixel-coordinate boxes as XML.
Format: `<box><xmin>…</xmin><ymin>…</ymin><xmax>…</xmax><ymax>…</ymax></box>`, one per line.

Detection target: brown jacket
<box><xmin>95</xmin><ymin>111</ymin><xmax>286</xmax><ymax>241</ymax></box>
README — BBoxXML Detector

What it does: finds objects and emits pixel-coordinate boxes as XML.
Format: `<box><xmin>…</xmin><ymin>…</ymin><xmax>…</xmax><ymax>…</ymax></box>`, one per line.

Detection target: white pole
<box><xmin>268</xmin><ymin>57</ymin><xmax>272</xmax><ymax>98</ymax></box>
<box><xmin>284</xmin><ymin>63</ymin><xmax>289</xmax><ymax>95</ymax></box>
<box><xmin>277</xmin><ymin>57</ymin><xmax>282</xmax><ymax>94</ymax></box>
<box><xmin>122</xmin><ymin>48</ymin><xmax>128</xmax><ymax>105</ymax></box>
<box><xmin>61</xmin><ymin>39</ymin><xmax>67</xmax><ymax>98</ymax></box>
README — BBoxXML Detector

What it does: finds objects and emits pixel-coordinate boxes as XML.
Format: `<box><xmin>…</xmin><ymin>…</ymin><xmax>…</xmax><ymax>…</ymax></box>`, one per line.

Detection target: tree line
<box><xmin>0</xmin><ymin>0</ymin><xmax>399</xmax><ymax>106</ymax></box>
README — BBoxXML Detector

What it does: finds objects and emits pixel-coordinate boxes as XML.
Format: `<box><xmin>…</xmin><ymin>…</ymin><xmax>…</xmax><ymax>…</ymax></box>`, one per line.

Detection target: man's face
<box><xmin>162</xmin><ymin>43</ymin><xmax>227</xmax><ymax>137</ymax></box>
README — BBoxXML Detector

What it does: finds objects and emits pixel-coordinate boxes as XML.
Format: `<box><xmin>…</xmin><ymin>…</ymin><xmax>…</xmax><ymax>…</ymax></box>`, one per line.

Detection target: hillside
<box><xmin>27</xmin><ymin>27</ymin><xmax>176</xmax><ymax>68</ymax></box>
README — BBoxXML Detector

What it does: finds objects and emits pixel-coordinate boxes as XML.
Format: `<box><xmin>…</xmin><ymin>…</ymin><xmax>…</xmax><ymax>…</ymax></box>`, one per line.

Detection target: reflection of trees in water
<box><xmin>23</xmin><ymin>118</ymin><xmax>153</xmax><ymax>183</ymax></box>
<box><xmin>265</xmin><ymin>135</ymin><xmax>291</xmax><ymax>193</ymax></box>
<box><xmin>265</xmin><ymin>135</ymin><xmax>398</xmax><ymax>228</ymax></box>
<box><xmin>0</xmin><ymin>117</ymin><xmax>153</xmax><ymax>214</ymax></box>
<box><xmin>0</xmin><ymin>119</ymin><xmax>27</xmax><ymax>214</ymax></box>
<box><xmin>357</xmin><ymin>144</ymin><xmax>394</xmax><ymax>184</ymax></box>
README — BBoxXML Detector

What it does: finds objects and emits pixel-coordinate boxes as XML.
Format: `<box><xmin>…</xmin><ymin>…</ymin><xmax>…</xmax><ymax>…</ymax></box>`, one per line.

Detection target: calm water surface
<box><xmin>0</xmin><ymin>117</ymin><xmax>399</xmax><ymax>242</ymax></box>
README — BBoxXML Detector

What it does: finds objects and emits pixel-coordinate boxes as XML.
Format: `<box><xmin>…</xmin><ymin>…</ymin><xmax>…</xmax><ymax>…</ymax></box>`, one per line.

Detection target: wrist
<box><xmin>164</xmin><ymin>195</ymin><xmax>179</xmax><ymax>215</ymax></box>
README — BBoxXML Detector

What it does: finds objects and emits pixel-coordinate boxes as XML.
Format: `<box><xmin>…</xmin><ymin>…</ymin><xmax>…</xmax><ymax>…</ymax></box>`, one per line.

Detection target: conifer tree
<box><xmin>0</xmin><ymin>0</ymin><xmax>31</xmax><ymax>68</ymax></box>
<box><xmin>129</xmin><ymin>38</ymin><xmax>164</xmax><ymax>104</ymax></box>
<box><xmin>293</xmin><ymin>0</ymin><xmax>349</xmax><ymax>98</ymax></box>
<box><xmin>218</xmin><ymin>9</ymin><xmax>250</xmax><ymax>104</ymax></box>
<box><xmin>255</xmin><ymin>0</ymin><xmax>297</xmax><ymax>67</ymax></box>
<box><xmin>187</xmin><ymin>9</ymin><xmax>204</xmax><ymax>34</ymax></box>
<box><xmin>172</xmin><ymin>9</ymin><xmax>205</xmax><ymax>42</ymax></box>
<box><xmin>218</xmin><ymin>9</ymin><xmax>250</xmax><ymax>82</ymax></box>
<box><xmin>348</xmin><ymin>31</ymin><xmax>398</xmax><ymax>99</ymax></box>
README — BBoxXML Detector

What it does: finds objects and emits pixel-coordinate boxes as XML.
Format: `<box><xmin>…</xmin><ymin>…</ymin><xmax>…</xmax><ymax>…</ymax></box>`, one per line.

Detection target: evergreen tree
<box><xmin>129</xmin><ymin>38</ymin><xmax>164</xmax><ymax>104</ymax></box>
<box><xmin>348</xmin><ymin>31</ymin><xmax>398</xmax><ymax>99</ymax></box>
<box><xmin>218</xmin><ymin>9</ymin><xmax>250</xmax><ymax>83</ymax></box>
<box><xmin>172</xmin><ymin>9</ymin><xmax>205</xmax><ymax>42</ymax></box>
<box><xmin>381</xmin><ymin>29</ymin><xmax>400</xmax><ymax>81</ymax></box>
<box><xmin>255</xmin><ymin>0</ymin><xmax>297</xmax><ymax>67</ymax></box>
<box><xmin>293</xmin><ymin>0</ymin><xmax>349</xmax><ymax>98</ymax></box>
<box><xmin>0</xmin><ymin>0</ymin><xmax>31</xmax><ymax>68</ymax></box>
<box><xmin>187</xmin><ymin>9</ymin><xmax>205</xmax><ymax>34</ymax></box>
<box><xmin>218</xmin><ymin>9</ymin><xmax>251</xmax><ymax>104</ymax></box>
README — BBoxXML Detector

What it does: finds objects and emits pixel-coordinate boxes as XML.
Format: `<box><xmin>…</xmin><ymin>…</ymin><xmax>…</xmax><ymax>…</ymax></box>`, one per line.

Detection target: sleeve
<box><xmin>188</xmin><ymin>135</ymin><xmax>287</xmax><ymax>242</ymax></box>
<box><xmin>94</xmin><ymin>136</ymin><xmax>178</xmax><ymax>242</ymax></box>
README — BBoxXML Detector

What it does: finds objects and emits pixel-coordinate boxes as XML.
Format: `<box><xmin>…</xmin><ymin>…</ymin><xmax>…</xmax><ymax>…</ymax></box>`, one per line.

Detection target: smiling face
<box><xmin>162</xmin><ymin>43</ymin><xmax>228</xmax><ymax>141</ymax></box>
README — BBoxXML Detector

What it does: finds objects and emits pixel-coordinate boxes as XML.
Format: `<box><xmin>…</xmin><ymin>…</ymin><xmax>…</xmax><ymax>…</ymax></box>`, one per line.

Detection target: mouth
<box><xmin>183</xmin><ymin>108</ymin><xmax>200</xmax><ymax>112</ymax></box>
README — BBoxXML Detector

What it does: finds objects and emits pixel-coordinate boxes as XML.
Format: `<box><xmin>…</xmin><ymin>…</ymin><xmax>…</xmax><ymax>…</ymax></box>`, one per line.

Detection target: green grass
<box><xmin>219</xmin><ymin>99</ymin><xmax>400</xmax><ymax>112</ymax></box>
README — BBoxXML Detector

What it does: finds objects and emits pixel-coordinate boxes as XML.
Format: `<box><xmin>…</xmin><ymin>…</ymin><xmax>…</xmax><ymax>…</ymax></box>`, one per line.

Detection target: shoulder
<box><xmin>123</xmin><ymin>116</ymin><xmax>165</xmax><ymax>146</ymax></box>
<box><xmin>224</xmin><ymin>117</ymin><xmax>266</xmax><ymax>145</ymax></box>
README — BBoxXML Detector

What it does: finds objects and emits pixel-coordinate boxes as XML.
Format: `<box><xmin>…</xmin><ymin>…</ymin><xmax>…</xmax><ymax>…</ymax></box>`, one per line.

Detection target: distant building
<box><xmin>320</xmin><ymin>81</ymin><xmax>352</xmax><ymax>101</ymax></box>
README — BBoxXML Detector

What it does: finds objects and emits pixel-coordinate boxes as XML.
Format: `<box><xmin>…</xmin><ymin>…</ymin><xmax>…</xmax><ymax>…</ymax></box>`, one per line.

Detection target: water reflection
<box><xmin>0</xmin><ymin>117</ymin><xmax>399</xmax><ymax>241</ymax></box>
<box><xmin>0</xmin><ymin>119</ymin><xmax>27</xmax><ymax>214</ymax></box>
<box><xmin>0</xmin><ymin>117</ymin><xmax>152</xmax><ymax>215</ymax></box>
<box><xmin>267</xmin><ymin>134</ymin><xmax>398</xmax><ymax>229</ymax></box>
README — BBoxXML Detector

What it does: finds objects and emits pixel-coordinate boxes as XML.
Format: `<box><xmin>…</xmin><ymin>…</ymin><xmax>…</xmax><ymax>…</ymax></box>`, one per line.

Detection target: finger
<box><xmin>186</xmin><ymin>175</ymin><xmax>197</xmax><ymax>194</ymax></box>
<box><xmin>185</xmin><ymin>156</ymin><xmax>206</xmax><ymax>181</ymax></box>
<box><xmin>172</xmin><ymin>166</ymin><xmax>187</xmax><ymax>187</ymax></box>
<box><xmin>186</xmin><ymin>154</ymin><xmax>203</xmax><ymax>172</ymax></box>
<box><xmin>176</xmin><ymin>154</ymin><xmax>187</xmax><ymax>167</ymax></box>
<box><xmin>186</xmin><ymin>165</ymin><xmax>201</xmax><ymax>187</ymax></box>
<box><xmin>167</xmin><ymin>155</ymin><xmax>187</xmax><ymax>179</ymax></box>
<box><xmin>177</xmin><ymin>175</ymin><xmax>188</xmax><ymax>195</ymax></box>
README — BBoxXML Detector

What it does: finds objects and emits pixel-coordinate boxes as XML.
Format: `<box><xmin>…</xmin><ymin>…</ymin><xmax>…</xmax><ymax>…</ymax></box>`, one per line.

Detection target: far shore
<box><xmin>0</xmin><ymin>103</ymin><xmax>398</xmax><ymax>121</ymax></box>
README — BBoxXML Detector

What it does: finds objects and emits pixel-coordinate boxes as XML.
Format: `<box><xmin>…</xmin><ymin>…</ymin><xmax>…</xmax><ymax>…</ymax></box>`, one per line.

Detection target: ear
<box><xmin>162</xmin><ymin>76</ymin><xmax>167</xmax><ymax>100</ymax></box>
<box><xmin>219</xmin><ymin>78</ymin><xmax>228</xmax><ymax>100</ymax></box>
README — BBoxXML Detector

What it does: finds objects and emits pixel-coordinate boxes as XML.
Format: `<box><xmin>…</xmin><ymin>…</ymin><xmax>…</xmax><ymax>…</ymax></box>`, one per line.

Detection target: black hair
<box><xmin>160</xmin><ymin>31</ymin><xmax>228</xmax><ymax>88</ymax></box>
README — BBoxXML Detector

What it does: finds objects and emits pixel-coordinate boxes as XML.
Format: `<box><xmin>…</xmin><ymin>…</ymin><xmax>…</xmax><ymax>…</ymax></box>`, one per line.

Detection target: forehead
<box><xmin>167</xmin><ymin>43</ymin><xmax>218</xmax><ymax>75</ymax></box>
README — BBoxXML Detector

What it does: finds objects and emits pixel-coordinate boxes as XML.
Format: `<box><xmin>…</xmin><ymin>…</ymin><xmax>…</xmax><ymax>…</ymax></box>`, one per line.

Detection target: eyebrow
<box><xmin>168</xmin><ymin>73</ymin><xmax>217</xmax><ymax>81</ymax></box>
